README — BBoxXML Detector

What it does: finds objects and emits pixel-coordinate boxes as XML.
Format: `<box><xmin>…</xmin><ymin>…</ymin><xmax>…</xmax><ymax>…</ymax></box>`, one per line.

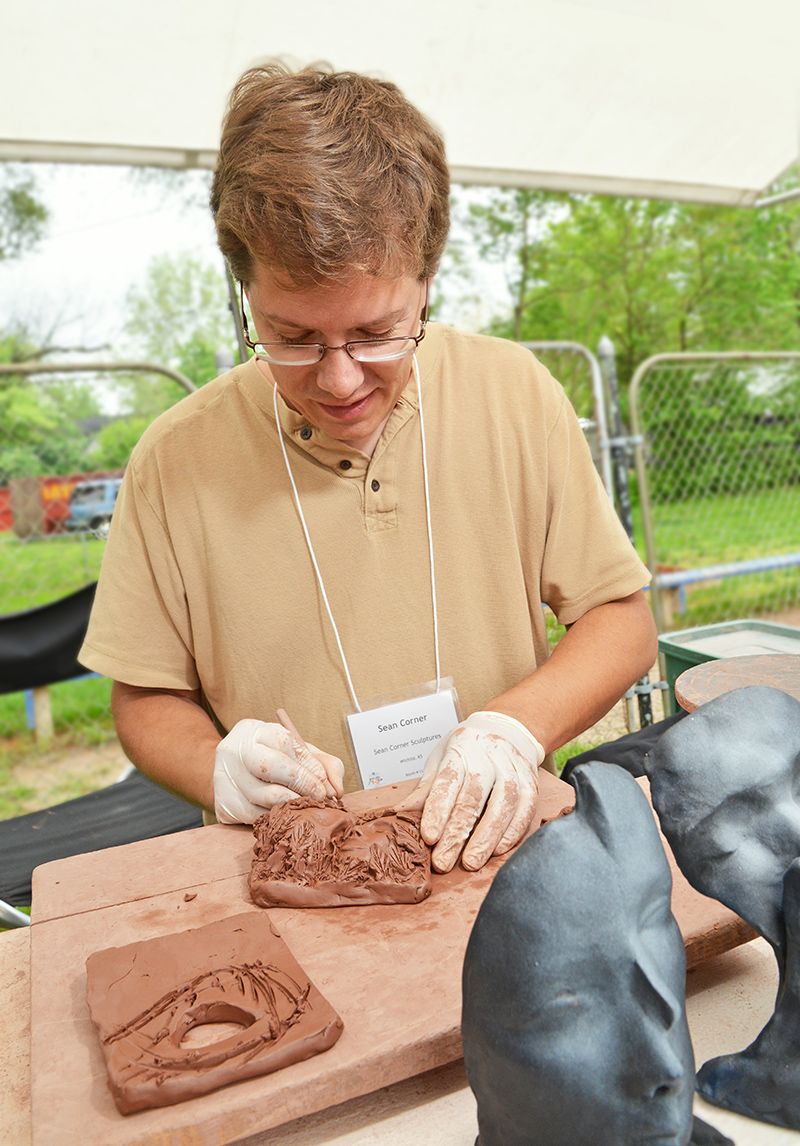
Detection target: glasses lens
<box><xmin>349</xmin><ymin>338</ymin><xmax>417</xmax><ymax>363</ymax></box>
<box><xmin>253</xmin><ymin>344</ymin><xmax>323</xmax><ymax>366</ymax></box>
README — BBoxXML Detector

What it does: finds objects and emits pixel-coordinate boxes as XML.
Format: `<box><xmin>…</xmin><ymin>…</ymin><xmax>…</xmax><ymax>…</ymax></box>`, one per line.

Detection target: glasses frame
<box><xmin>240</xmin><ymin>281</ymin><xmax>429</xmax><ymax>366</ymax></box>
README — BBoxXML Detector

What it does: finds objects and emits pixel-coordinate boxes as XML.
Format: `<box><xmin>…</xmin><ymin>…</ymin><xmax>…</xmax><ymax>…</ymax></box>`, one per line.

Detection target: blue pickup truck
<box><xmin>65</xmin><ymin>477</ymin><xmax>123</xmax><ymax>537</ymax></box>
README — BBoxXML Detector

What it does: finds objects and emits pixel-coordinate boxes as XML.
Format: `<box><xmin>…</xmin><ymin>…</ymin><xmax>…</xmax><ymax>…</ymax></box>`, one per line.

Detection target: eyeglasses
<box><xmin>240</xmin><ymin>282</ymin><xmax>428</xmax><ymax>366</ymax></box>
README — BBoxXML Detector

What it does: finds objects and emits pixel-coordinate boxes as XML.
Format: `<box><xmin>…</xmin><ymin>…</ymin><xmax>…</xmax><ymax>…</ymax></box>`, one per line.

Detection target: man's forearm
<box><xmin>111</xmin><ymin>682</ymin><xmax>221</xmax><ymax>811</ymax></box>
<box><xmin>486</xmin><ymin>590</ymin><xmax>658</xmax><ymax>756</ymax></box>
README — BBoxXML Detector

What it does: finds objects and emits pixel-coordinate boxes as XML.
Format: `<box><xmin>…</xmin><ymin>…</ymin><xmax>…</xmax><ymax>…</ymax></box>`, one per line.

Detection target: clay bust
<box><xmin>645</xmin><ymin>685</ymin><xmax>800</xmax><ymax>1130</ymax></box>
<box><xmin>462</xmin><ymin>762</ymin><xmax>727</xmax><ymax>1146</ymax></box>
<box><xmin>249</xmin><ymin>798</ymin><xmax>432</xmax><ymax>907</ymax></box>
<box><xmin>645</xmin><ymin>685</ymin><xmax>800</xmax><ymax>972</ymax></box>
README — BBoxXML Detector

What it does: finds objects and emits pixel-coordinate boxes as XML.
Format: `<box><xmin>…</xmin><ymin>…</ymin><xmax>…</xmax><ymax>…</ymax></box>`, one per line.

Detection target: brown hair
<box><xmin>211</xmin><ymin>61</ymin><xmax>450</xmax><ymax>287</ymax></box>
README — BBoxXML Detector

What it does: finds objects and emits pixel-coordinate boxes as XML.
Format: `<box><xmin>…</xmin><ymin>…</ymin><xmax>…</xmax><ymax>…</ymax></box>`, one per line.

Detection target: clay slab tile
<box><xmin>85</xmin><ymin>913</ymin><xmax>343</xmax><ymax>1114</ymax></box>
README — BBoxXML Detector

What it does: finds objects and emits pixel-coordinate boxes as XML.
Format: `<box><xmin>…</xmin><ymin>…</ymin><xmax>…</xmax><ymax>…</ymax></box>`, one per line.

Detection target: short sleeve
<box><xmin>538</xmin><ymin>383</ymin><xmax>650</xmax><ymax>625</ymax></box>
<box><xmin>79</xmin><ymin>452</ymin><xmax>200</xmax><ymax>690</ymax></box>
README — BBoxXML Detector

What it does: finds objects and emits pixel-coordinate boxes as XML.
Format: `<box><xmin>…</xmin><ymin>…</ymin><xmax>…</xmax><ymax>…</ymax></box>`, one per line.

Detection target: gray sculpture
<box><xmin>462</xmin><ymin>761</ymin><xmax>729</xmax><ymax>1146</ymax></box>
<box><xmin>646</xmin><ymin>685</ymin><xmax>800</xmax><ymax>1130</ymax></box>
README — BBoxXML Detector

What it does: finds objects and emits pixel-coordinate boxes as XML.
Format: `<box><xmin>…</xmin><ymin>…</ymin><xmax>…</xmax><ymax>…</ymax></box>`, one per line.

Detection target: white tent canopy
<box><xmin>2</xmin><ymin>0</ymin><xmax>800</xmax><ymax>204</ymax></box>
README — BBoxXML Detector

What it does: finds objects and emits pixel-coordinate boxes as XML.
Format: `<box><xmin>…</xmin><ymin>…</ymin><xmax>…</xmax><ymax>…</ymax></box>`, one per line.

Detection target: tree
<box><xmin>0</xmin><ymin>166</ymin><xmax>48</xmax><ymax>261</ymax></box>
<box><xmin>0</xmin><ymin>330</ymin><xmax>102</xmax><ymax>483</ymax></box>
<box><xmin>118</xmin><ymin>252</ymin><xmax>235</xmax><ymax>418</ymax></box>
<box><xmin>0</xmin><ymin>168</ymin><xmax>138</xmax><ymax>483</ymax></box>
<box><xmin>90</xmin><ymin>417</ymin><xmax>150</xmax><ymax>471</ymax></box>
<box><xmin>447</xmin><ymin>179</ymin><xmax>800</xmax><ymax>391</ymax></box>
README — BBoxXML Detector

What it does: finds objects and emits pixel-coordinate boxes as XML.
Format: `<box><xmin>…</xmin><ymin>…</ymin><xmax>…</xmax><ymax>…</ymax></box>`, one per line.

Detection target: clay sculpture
<box><xmin>646</xmin><ymin>685</ymin><xmax>800</xmax><ymax>1130</ymax></box>
<box><xmin>249</xmin><ymin>798</ymin><xmax>432</xmax><ymax>907</ymax></box>
<box><xmin>462</xmin><ymin>761</ymin><xmax>729</xmax><ymax>1146</ymax></box>
<box><xmin>86</xmin><ymin>913</ymin><xmax>343</xmax><ymax>1114</ymax></box>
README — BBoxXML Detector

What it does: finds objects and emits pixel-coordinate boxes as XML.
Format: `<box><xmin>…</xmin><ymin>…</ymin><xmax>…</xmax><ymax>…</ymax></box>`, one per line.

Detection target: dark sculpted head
<box><xmin>462</xmin><ymin>762</ymin><xmax>695</xmax><ymax>1146</ymax></box>
<box><xmin>645</xmin><ymin>686</ymin><xmax>800</xmax><ymax>960</ymax></box>
<box><xmin>646</xmin><ymin>687</ymin><xmax>800</xmax><ymax>1133</ymax></box>
<box><xmin>211</xmin><ymin>61</ymin><xmax>450</xmax><ymax>288</ymax></box>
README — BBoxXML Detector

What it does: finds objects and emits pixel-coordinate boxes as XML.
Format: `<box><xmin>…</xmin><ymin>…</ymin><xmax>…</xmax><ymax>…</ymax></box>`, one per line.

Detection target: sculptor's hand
<box><xmin>397</xmin><ymin>711</ymin><xmax>544</xmax><ymax>873</ymax></box>
<box><xmin>213</xmin><ymin>718</ymin><xmax>345</xmax><ymax>824</ymax></box>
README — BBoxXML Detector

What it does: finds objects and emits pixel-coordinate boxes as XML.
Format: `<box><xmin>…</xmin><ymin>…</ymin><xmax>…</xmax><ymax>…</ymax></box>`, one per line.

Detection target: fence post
<box><xmin>597</xmin><ymin>336</ymin><xmax>653</xmax><ymax>730</ymax></box>
<box><xmin>31</xmin><ymin>686</ymin><xmax>54</xmax><ymax>742</ymax></box>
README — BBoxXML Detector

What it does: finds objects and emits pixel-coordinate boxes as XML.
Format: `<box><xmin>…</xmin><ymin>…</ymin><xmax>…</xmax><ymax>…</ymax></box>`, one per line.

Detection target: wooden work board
<box><xmin>29</xmin><ymin>770</ymin><xmax>754</xmax><ymax>1146</ymax></box>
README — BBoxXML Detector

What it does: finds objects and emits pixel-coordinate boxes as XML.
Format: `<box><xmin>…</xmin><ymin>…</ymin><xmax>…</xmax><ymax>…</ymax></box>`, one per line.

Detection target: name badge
<box><xmin>344</xmin><ymin>678</ymin><xmax>461</xmax><ymax>789</ymax></box>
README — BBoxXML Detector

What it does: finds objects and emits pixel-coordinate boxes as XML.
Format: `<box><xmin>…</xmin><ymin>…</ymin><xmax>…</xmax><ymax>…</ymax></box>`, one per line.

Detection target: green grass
<box><xmin>0</xmin><ymin>489</ymin><xmax>794</xmax><ymax>819</ymax></box>
<box><xmin>636</xmin><ymin>486</ymin><xmax>800</xmax><ymax>567</ymax></box>
<box><xmin>632</xmin><ymin>486</ymin><xmax>800</xmax><ymax>629</ymax></box>
<box><xmin>0</xmin><ymin>531</ymin><xmax>105</xmax><ymax>613</ymax></box>
<box><xmin>0</xmin><ymin>536</ymin><xmax>114</xmax><ymax>804</ymax></box>
<box><xmin>0</xmin><ymin>676</ymin><xmax>114</xmax><ymax>742</ymax></box>
<box><xmin>554</xmin><ymin>739</ymin><xmax>602</xmax><ymax>776</ymax></box>
<box><xmin>0</xmin><ymin>677</ymin><xmax>116</xmax><ymax>820</ymax></box>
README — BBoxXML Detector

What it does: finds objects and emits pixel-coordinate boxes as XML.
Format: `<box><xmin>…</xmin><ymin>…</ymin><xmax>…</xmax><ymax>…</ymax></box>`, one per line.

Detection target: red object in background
<box><xmin>4</xmin><ymin>470</ymin><xmax>125</xmax><ymax>537</ymax></box>
<box><xmin>41</xmin><ymin>476</ymin><xmax>79</xmax><ymax>531</ymax></box>
<box><xmin>0</xmin><ymin>487</ymin><xmax>11</xmax><ymax>532</ymax></box>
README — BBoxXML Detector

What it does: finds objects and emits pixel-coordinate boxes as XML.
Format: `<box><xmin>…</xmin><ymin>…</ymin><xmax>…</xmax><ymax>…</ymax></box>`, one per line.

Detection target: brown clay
<box><xmin>85</xmin><ymin>913</ymin><xmax>343</xmax><ymax>1114</ymax></box>
<box><xmin>249</xmin><ymin>799</ymin><xmax>432</xmax><ymax>907</ymax></box>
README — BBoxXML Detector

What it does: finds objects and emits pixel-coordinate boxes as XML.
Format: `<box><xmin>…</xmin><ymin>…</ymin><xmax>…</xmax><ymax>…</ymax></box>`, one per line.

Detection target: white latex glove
<box><xmin>213</xmin><ymin>718</ymin><xmax>345</xmax><ymax>824</ymax></box>
<box><xmin>397</xmin><ymin>711</ymin><xmax>544</xmax><ymax>873</ymax></box>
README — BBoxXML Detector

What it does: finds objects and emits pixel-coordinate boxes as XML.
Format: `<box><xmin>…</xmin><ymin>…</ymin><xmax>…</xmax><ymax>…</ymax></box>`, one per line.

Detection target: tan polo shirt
<box><xmin>80</xmin><ymin>323</ymin><xmax>649</xmax><ymax>792</ymax></box>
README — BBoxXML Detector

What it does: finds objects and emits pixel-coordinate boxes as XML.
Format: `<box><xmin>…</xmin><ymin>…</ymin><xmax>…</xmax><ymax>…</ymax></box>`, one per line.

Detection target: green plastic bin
<box><xmin>658</xmin><ymin>619</ymin><xmax>800</xmax><ymax>714</ymax></box>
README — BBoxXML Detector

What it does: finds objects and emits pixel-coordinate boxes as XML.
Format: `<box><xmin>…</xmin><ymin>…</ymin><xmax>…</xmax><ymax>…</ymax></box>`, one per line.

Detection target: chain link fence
<box><xmin>630</xmin><ymin>352</ymin><xmax>800</xmax><ymax>633</ymax></box>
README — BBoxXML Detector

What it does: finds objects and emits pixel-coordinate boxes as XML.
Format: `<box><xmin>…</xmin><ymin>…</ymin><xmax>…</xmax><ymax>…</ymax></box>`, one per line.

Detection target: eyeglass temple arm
<box><xmin>227</xmin><ymin>268</ymin><xmax>250</xmax><ymax>363</ymax></box>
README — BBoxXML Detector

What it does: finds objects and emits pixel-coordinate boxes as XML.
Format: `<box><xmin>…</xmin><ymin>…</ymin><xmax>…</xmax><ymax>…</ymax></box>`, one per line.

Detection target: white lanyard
<box><xmin>272</xmin><ymin>354</ymin><xmax>441</xmax><ymax>713</ymax></box>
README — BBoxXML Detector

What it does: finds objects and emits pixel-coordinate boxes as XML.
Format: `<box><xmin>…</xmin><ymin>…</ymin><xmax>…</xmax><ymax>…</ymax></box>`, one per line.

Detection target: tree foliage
<box><xmin>448</xmin><ymin>182</ymin><xmax>800</xmax><ymax>390</ymax></box>
<box><xmin>639</xmin><ymin>362</ymin><xmax>800</xmax><ymax>502</ymax></box>
<box><xmin>0</xmin><ymin>168</ymin><xmax>96</xmax><ymax>483</ymax></box>
<box><xmin>119</xmin><ymin>252</ymin><xmax>234</xmax><ymax>417</ymax></box>
<box><xmin>0</xmin><ymin>331</ymin><xmax>100</xmax><ymax>483</ymax></box>
<box><xmin>90</xmin><ymin>417</ymin><xmax>151</xmax><ymax>471</ymax></box>
<box><xmin>443</xmin><ymin>180</ymin><xmax>800</xmax><ymax>505</ymax></box>
<box><xmin>0</xmin><ymin>166</ymin><xmax>48</xmax><ymax>261</ymax></box>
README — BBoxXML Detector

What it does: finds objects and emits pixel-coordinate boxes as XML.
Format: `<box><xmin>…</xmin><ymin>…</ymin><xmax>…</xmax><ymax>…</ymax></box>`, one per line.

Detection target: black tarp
<box><xmin>0</xmin><ymin>581</ymin><xmax>98</xmax><ymax>693</ymax></box>
<box><xmin>0</xmin><ymin>583</ymin><xmax>204</xmax><ymax>907</ymax></box>
<box><xmin>0</xmin><ymin>768</ymin><xmax>203</xmax><ymax>905</ymax></box>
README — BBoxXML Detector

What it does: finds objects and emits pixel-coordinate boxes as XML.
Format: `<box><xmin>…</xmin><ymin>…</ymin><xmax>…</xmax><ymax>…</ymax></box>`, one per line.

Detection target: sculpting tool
<box><xmin>276</xmin><ymin>708</ymin><xmax>333</xmax><ymax>796</ymax></box>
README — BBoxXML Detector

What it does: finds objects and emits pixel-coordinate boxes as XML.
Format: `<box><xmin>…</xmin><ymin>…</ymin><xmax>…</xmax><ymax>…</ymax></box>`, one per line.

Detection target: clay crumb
<box><xmin>183</xmin><ymin>892</ymin><xmax>197</xmax><ymax>902</ymax></box>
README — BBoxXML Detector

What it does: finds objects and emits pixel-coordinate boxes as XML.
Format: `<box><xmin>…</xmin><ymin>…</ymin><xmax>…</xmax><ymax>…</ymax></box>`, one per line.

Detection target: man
<box><xmin>80</xmin><ymin>62</ymin><xmax>656</xmax><ymax>874</ymax></box>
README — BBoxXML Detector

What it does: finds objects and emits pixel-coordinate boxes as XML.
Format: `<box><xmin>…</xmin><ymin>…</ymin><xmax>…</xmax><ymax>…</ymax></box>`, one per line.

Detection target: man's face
<box><xmin>245</xmin><ymin>266</ymin><xmax>427</xmax><ymax>456</ymax></box>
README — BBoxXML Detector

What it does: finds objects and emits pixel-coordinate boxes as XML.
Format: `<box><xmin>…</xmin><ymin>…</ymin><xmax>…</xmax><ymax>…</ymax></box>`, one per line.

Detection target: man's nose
<box><xmin>315</xmin><ymin>346</ymin><xmax>364</xmax><ymax>396</ymax></box>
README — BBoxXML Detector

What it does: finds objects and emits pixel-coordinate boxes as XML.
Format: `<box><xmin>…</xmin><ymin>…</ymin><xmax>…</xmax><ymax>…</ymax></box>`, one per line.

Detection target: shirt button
<box><xmin>300</xmin><ymin>426</ymin><xmax>312</xmax><ymax>440</ymax></box>
<box><xmin>371</xmin><ymin>479</ymin><xmax>380</xmax><ymax>492</ymax></box>
<box><xmin>339</xmin><ymin>459</ymin><xmax>352</xmax><ymax>470</ymax></box>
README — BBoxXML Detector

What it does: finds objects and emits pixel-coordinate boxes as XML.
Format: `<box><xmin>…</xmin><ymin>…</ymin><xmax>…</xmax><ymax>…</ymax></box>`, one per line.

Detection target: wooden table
<box><xmin>676</xmin><ymin>652</ymin><xmax>800</xmax><ymax>712</ymax></box>
<box><xmin>1</xmin><ymin>772</ymin><xmax>766</xmax><ymax>1146</ymax></box>
<box><xmin>5</xmin><ymin>927</ymin><xmax>799</xmax><ymax>1145</ymax></box>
